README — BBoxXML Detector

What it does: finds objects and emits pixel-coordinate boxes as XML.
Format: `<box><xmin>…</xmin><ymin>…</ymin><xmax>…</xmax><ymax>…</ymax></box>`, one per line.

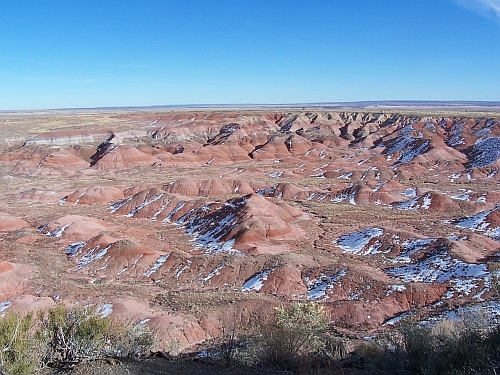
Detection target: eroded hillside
<box><xmin>1</xmin><ymin>109</ymin><xmax>500</xmax><ymax>350</ymax></box>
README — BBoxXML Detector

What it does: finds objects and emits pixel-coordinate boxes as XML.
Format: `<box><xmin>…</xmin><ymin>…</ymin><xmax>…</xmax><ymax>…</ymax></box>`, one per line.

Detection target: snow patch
<box><xmin>336</xmin><ymin>228</ymin><xmax>384</xmax><ymax>255</ymax></box>
<box><xmin>242</xmin><ymin>269</ymin><xmax>272</xmax><ymax>291</ymax></box>
<box><xmin>46</xmin><ymin>222</ymin><xmax>72</xmax><ymax>238</ymax></box>
<box><xmin>143</xmin><ymin>254</ymin><xmax>170</xmax><ymax>277</ymax></box>
<box><xmin>78</xmin><ymin>245</ymin><xmax>112</xmax><ymax>269</ymax></box>
<box><xmin>306</xmin><ymin>269</ymin><xmax>347</xmax><ymax>300</ymax></box>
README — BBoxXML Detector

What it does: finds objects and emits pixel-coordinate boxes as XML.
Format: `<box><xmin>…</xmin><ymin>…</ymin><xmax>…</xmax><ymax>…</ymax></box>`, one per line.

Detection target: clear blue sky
<box><xmin>0</xmin><ymin>0</ymin><xmax>499</xmax><ymax>110</ymax></box>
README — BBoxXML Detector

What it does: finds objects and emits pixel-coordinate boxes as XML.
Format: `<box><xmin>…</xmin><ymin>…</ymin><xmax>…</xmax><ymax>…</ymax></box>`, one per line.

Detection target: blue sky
<box><xmin>0</xmin><ymin>1</ymin><xmax>499</xmax><ymax>110</ymax></box>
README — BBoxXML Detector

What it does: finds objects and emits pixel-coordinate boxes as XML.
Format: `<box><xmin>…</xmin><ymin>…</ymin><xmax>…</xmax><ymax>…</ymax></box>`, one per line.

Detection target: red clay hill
<box><xmin>1</xmin><ymin>108</ymin><xmax>500</xmax><ymax>350</ymax></box>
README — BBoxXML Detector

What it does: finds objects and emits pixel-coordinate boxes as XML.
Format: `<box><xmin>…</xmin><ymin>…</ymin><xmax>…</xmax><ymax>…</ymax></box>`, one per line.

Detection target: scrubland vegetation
<box><xmin>1</xmin><ymin>302</ymin><xmax>500</xmax><ymax>374</ymax></box>
<box><xmin>0</xmin><ymin>306</ymin><xmax>153</xmax><ymax>375</ymax></box>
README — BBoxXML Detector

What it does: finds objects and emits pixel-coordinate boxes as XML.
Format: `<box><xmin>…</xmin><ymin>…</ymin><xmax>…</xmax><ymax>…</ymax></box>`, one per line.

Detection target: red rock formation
<box><xmin>0</xmin><ymin>213</ymin><xmax>28</xmax><ymax>231</ymax></box>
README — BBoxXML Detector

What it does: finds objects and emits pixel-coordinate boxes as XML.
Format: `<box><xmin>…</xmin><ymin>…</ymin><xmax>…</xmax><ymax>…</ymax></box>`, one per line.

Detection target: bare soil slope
<box><xmin>1</xmin><ymin>108</ymin><xmax>500</xmax><ymax>352</ymax></box>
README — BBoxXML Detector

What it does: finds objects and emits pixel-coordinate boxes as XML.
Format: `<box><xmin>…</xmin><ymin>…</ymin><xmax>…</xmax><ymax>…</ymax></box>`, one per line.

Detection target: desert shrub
<box><xmin>0</xmin><ymin>312</ymin><xmax>39</xmax><ymax>375</ymax></box>
<box><xmin>240</xmin><ymin>302</ymin><xmax>345</xmax><ymax>374</ymax></box>
<box><xmin>36</xmin><ymin>305</ymin><xmax>153</xmax><ymax>369</ymax></box>
<box><xmin>104</xmin><ymin>318</ymin><xmax>154</xmax><ymax>358</ymax></box>
<box><xmin>36</xmin><ymin>305</ymin><xmax>111</xmax><ymax>367</ymax></box>
<box><xmin>355</xmin><ymin>319</ymin><xmax>500</xmax><ymax>375</ymax></box>
<box><xmin>0</xmin><ymin>306</ymin><xmax>154</xmax><ymax>373</ymax></box>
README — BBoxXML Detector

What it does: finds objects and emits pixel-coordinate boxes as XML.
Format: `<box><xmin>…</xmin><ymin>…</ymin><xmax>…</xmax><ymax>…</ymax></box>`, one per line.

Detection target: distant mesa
<box><xmin>24</xmin><ymin>130</ymin><xmax>114</xmax><ymax>146</ymax></box>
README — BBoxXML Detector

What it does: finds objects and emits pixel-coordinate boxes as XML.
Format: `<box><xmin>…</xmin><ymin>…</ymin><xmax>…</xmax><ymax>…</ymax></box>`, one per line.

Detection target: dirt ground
<box><xmin>40</xmin><ymin>357</ymin><xmax>356</xmax><ymax>375</ymax></box>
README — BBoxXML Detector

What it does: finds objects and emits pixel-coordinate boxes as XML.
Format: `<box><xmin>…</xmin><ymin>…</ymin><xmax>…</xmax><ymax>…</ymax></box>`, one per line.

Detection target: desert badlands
<box><xmin>1</xmin><ymin>107</ymin><xmax>500</xmax><ymax>352</ymax></box>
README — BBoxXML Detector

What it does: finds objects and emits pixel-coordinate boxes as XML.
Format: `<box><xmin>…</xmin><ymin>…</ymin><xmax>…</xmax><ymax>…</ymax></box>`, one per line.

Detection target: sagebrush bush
<box><xmin>356</xmin><ymin>319</ymin><xmax>500</xmax><ymax>375</ymax></box>
<box><xmin>0</xmin><ymin>312</ymin><xmax>39</xmax><ymax>375</ymax></box>
<box><xmin>240</xmin><ymin>302</ymin><xmax>345</xmax><ymax>374</ymax></box>
<box><xmin>0</xmin><ymin>306</ymin><xmax>153</xmax><ymax>374</ymax></box>
<box><xmin>104</xmin><ymin>318</ymin><xmax>154</xmax><ymax>358</ymax></box>
<box><xmin>36</xmin><ymin>305</ymin><xmax>112</xmax><ymax>367</ymax></box>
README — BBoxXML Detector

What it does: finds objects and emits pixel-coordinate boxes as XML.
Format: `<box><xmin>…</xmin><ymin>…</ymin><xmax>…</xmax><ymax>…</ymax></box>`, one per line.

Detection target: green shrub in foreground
<box><xmin>0</xmin><ymin>312</ymin><xmax>38</xmax><ymax>375</ymax></box>
<box><xmin>355</xmin><ymin>319</ymin><xmax>500</xmax><ymax>375</ymax></box>
<box><xmin>239</xmin><ymin>302</ymin><xmax>346</xmax><ymax>374</ymax></box>
<box><xmin>0</xmin><ymin>306</ymin><xmax>153</xmax><ymax>374</ymax></box>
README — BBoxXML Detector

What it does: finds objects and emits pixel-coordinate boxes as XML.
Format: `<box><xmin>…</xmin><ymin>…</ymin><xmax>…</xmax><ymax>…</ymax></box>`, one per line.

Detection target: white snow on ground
<box><xmin>424</xmin><ymin>300</ymin><xmax>500</xmax><ymax>326</ymax></box>
<box><xmin>393</xmin><ymin>192</ymin><xmax>432</xmax><ymax>211</ymax></box>
<box><xmin>392</xmin><ymin>238</ymin><xmax>436</xmax><ymax>263</ymax></box>
<box><xmin>46</xmin><ymin>222</ymin><xmax>72</xmax><ymax>238</ymax></box>
<box><xmin>95</xmin><ymin>303</ymin><xmax>113</xmax><ymax>318</ymax></box>
<box><xmin>74</xmin><ymin>192</ymin><xmax>86</xmax><ymax>204</ymax></box>
<box><xmin>447</xmin><ymin>235</ymin><xmax>468</xmax><ymax>242</ymax></box>
<box><xmin>348</xmin><ymin>290</ymin><xmax>363</xmax><ymax>301</ymax></box>
<box><xmin>446</xmin><ymin>121</ymin><xmax>465</xmax><ymax>147</ymax></box>
<box><xmin>257</xmin><ymin>185</ymin><xmax>278</xmax><ymax>196</ymax></box>
<box><xmin>331</xmin><ymin>184</ymin><xmax>359</xmax><ymax>205</ymax></box>
<box><xmin>383</xmin><ymin>312</ymin><xmax>412</xmax><ymax>326</ymax></box>
<box><xmin>174</xmin><ymin>260</ymin><xmax>192</xmax><ymax>279</ymax></box>
<box><xmin>65</xmin><ymin>241</ymin><xmax>86</xmax><ymax>257</ymax></box>
<box><xmin>396</xmin><ymin>140</ymin><xmax>430</xmax><ymax>165</ymax></box>
<box><xmin>110</xmin><ymin>196</ymin><xmax>133</xmax><ymax>213</ymax></box>
<box><xmin>385</xmin><ymin>253</ymin><xmax>487</xmax><ymax>284</ymax></box>
<box><xmin>474</xmin><ymin>128</ymin><xmax>491</xmax><ymax>137</ymax></box>
<box><xmin>0</xmin><ymin>301</ymin><xmax>11</xmax><ymax>317</ymax></box>
<box><xmin>451</xmin><ymin>194</ymin><xmax>471</xmax><ymax>201</ymax></box>
<box><xmin>449</xmin><ymin>173</ymin><xmax>462</xmax><ymax>182</ymax></box>
<box><xmin>78</xmin><ymin>245</ymin><xmax>112</xmax><ymax>269</ymax></box>
<box><xmin>126</xmin><ymin>193</ymin><xmax>164</xmax><ymax>217</ymax></box>
<box><xmin>468</xmin><ymin>137</ymin><xmax>500</xmax><ymax>167</ymax></box>
<box><xmin>175</xmin><ymin>198</ymin><xmax>248</xmax><ymax>254</ymax></box>
<box><xmin>452</xmin><ymin>205</ymin><xmax>500</xmax><ymax>240</ymax></box>
<box><xmin>200</xmin><ymin>262</ymin><xmax>225</xmax><ymax>283</ymax></box>
<box><xmin>118</xmin><ymin>254</ymin><xmax>144</xmax><ymax>275</ymax></box>
<box><xmin>269</xmin><ymin>171</ymin><xmax>283</xmax><ymax>178</ymax></box>
<box><xmin>307</xmin><ymin>192</ymin><xmax>317</xmax><ymax>201</ymax></box>
<box><xmin>163</xmin><ymin>201</ymin><xmax>187</xmax><ymax>222</ymax></box>
<box><xmin>383</xmin><ymin>125</ymin><xmax>430</xmax><ymax>165</ymax></box>
<box><xmin>349</xmin><ymin>189</ymin><xmax>357</xmax><ymax>205</ymax></box>
<box><xmin>403</xmin><ymin>188</ymin><xmax>417</xmax><ymax>197</ymax></box>
<box><xmin>183</xmin><ymin>211</ymin><xmax>239</xmax><ymax>254</ymax></box>
<box><xmin>337</xmin><ymin>229</ymin><xmax>437</xmax><ymax>262</ymax></box>
<box><xmin>143</xmin><ymin>254</ymin><xmax>169</xmax><ymax>277</ymax></box>
<box><xmin>336</xmin><ymin>227</ymin><xmax>496</xmax><ymax>302</ymax></box>
<box><xmin>338</xmin><ymin>171</ymin><xmax>353</xmax><ymax>180</ymax></box>
<box><xmin>242</xmin><ymin>269</ymin><xmax>272</xmax><ymax>291</ymax></box>
<box><xmin>151</xmin><ymin>200</ymin><xmax>172</xmax><ymax>220</ymax></box>
<box><xmin>306</xmin><ymin>269</ymin><xmax>347</xmax><ymax>300</ymax></box>
<box><xmin>444</xmin><ymin>278</ymin><xmax>482</xmax><ymax>298</ymax></box>
<box><xmin>310</xmin><ymin>173</ymin><xmax>326</xmax><ymax>179</ymax></box>
<box><xmin>373</xmin><ymin>181</ymin><xmax>387</xmax><ymax>192</ymax></box>
<box><xmin>336</xmin><ymin>228</ymin><xmax>384</xmax><ymax>255</ymax></box>
<box><xmin>386</xmin><ymin>284</ymin><xmax>406</xmax><ymax>296</ymax></box>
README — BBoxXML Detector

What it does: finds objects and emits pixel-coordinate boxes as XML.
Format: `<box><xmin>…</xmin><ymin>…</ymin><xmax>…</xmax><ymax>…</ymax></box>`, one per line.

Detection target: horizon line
<box><xmin>1</xmin><ymin>100</ymin><xmax>500</xmax><ymax>113</ymax></box>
